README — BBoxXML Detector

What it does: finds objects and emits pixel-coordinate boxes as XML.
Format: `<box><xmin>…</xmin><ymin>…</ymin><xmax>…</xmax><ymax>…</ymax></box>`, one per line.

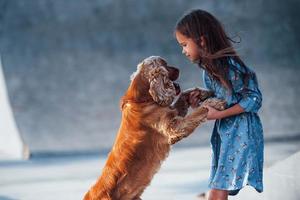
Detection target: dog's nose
<box><xmin>166</xmin><ymin>66</ymin><xmax>179</xmax><ymax>81</ymax></box>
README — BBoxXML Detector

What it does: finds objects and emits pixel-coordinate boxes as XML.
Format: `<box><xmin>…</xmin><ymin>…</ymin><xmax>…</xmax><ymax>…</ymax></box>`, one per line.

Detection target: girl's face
<box><xmin>175</xmin><ymin>31</ymin><xmax>202</xmax><ymax>63</ymax></box>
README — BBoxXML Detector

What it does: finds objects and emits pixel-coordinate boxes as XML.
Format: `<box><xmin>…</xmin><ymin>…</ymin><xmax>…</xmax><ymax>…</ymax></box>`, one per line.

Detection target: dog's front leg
<box><xmin>171</xmin><ymin>92</ymin><xmax>190</xmax><ymax>117</ymax></box>
<box><xmin>167</xmin><ymin>98</ymin><xmax>226</xmax><ymax>144</ymax></box>
<box><xmin>162</xmin><ymin>106</ymin><xmax>209</xmax><ymax>145</ymax></box>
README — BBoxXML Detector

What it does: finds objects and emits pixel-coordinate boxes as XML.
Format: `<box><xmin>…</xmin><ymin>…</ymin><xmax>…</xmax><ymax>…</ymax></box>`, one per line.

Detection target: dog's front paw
<box><xmin>201</xmin><ymin>98</ymin><xmax>227</xmax><ymax>111</ymax></box>
<box><xmin>169</xmin><ymin>133</ymin><xmax>186</xmax><ymax>145</ymax></box>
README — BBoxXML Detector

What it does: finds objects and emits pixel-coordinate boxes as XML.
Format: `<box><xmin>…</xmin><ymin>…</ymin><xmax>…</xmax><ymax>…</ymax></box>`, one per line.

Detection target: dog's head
<box><xmin>131</xmin><ymin>56</ymin><xmax>181</xmax><ymax>106</ymax></box>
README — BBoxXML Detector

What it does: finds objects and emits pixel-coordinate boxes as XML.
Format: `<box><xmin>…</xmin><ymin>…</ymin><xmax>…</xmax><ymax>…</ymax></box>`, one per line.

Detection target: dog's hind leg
<box><xmin>133</xmin><ymin>197</ymin><xmax>142</xmax><ymax>200</ymax></box>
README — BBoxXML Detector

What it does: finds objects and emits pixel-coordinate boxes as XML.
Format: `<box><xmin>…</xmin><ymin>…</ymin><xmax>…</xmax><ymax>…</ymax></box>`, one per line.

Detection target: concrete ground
<box><xmin>0</xmin><ymin>139</ymin><xmax>299</xmax><ymax>200</ymax></box>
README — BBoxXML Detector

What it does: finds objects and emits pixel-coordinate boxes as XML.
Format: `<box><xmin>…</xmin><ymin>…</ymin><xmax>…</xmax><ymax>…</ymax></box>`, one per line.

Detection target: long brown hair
<box><xmin>175</xmin><ymin>9</ymin><xmax>252</xmax><ymax>91</ymax></box>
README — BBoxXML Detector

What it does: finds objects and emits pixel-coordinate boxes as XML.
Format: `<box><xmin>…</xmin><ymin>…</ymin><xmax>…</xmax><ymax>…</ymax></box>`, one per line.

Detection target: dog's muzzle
<box><xmin>165</xmin><ymin>66</ymin><xmax>180</xmax><ymax>95</ymax></box>
<box><xmin>166</xmin><ymin>66</ymin><xmax>179</xmax><ymax>81</ymax></box>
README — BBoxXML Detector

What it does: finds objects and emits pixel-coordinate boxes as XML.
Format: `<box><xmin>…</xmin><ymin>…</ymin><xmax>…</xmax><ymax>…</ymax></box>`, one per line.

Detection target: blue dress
<box><xmin>203</xmin><ymin>58</ymin><xmax>264</xmax><ymax>195</ymax></box>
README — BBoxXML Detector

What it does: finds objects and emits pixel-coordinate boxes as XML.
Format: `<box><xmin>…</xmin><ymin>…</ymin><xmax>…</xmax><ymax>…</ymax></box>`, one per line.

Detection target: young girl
<box><xmin>174</xmin><ymin>9</ymin><xmax>264</xmax><ymax>200</ymax></box>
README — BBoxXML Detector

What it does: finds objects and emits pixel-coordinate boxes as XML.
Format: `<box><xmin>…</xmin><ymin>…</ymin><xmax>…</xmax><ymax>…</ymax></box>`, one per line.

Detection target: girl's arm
<box><xmin>204</xmin><ymin>103</ymin><xmax>245</xmax><ymax>120</ymax></box>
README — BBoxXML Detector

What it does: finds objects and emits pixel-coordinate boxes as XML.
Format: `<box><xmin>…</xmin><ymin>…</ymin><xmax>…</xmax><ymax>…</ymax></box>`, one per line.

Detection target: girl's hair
<box><xmin>175</xmin><ymin>9</ymin><xmax>252</xmax><ymax>91</ymax></box>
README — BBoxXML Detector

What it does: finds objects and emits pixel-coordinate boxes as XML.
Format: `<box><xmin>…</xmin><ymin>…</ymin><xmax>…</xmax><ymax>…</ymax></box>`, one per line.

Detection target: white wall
<box><xmin>0</xmin><ymin>56</ymin><xmax>28</xmax><ymax>159</ymax></box>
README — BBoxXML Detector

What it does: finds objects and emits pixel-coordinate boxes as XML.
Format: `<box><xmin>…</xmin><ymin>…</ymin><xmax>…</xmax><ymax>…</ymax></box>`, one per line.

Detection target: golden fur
<box><xmin>84</xmin><ymin>56</ymin><xmax>225</xmax><ymax>200</ymax></box>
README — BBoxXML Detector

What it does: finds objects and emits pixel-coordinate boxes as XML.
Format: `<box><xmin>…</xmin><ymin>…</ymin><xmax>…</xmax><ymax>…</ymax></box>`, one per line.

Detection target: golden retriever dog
<box><xmin>84</xmin><ymin>56</ymin><xmax>225</xmax><ymax>200</ymax></box>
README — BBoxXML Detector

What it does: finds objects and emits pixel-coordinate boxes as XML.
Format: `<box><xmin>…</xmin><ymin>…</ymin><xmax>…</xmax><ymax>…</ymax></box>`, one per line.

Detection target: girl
<box><xmin>174</xmin><ymin>9</ymin><xmax>264</xmax><ymax>200</ymax></box>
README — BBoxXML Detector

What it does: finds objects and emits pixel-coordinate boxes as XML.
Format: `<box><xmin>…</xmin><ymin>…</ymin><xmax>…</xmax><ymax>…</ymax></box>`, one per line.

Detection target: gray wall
<box><xmin>0</xmin><ymin>0</ymin><xmax>299</xmax><ymax>154</ymax></box>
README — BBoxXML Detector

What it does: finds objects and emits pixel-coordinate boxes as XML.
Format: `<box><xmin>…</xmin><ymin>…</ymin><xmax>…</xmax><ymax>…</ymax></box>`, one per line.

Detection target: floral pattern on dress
<box><xmin>203</xmin><ymin>58</ymin><xmax>264</xmax><ymax>195</ymax></box>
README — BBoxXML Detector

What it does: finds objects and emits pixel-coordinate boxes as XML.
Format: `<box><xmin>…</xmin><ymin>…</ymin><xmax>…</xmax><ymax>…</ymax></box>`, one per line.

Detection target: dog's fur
<box><xmin>83</xmin><ymin>56</ymin><xmax>225</xmax><ymax>200</ymax></box>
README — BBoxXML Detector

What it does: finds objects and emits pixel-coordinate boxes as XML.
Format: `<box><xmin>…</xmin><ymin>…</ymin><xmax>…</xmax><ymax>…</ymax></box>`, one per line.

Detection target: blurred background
<box><xmin>1</xmin><ymin>0</ymin><xmax>300</xmax><ymax>156</ymax></box>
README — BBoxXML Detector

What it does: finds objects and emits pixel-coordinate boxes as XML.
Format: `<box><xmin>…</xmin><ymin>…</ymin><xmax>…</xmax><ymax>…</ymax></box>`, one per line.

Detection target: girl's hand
<box><xmin>203</xmin><ymin>105</ymin><xmax>223</xmax><ymax>120</ymax></box>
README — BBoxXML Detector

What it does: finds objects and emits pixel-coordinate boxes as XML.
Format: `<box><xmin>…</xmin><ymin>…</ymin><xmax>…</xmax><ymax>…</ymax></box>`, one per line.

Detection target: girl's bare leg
<box><xmin>208</xmin><ymin>189</ymin><xmax>228</xmax><ymax>200</ymax></box>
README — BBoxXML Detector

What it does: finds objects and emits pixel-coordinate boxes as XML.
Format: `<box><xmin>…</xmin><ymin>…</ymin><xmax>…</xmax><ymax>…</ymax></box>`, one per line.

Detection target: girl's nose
<box><xmin>182</xmin><ymin>49</ymin><xmax>186</xmax><ymax>55</ymax></box>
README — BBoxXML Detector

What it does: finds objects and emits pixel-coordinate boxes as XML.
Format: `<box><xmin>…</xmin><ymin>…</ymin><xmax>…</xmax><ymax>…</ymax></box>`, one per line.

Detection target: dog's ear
<box><xmin>148</xmin><ymin>66</ymin><xmax>176</xmax><ymax>106</ymax></box>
